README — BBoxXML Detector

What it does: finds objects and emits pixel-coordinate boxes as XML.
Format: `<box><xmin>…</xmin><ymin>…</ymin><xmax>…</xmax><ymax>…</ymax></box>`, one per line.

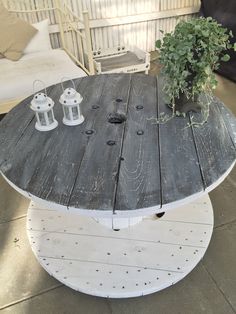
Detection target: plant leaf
<box><xmin>156</xmin><ymin>39</ymin><xmax>161</xmax><ymax>48</ymax></box>
<box><xmin>202</xmin><ymin>31</ymin><xmax>209</xmax><ymax>37</ymax></box>
<box><xmin>221</xmin><ymin>54</ymin><xmax>230</xmax><ymax>62</ymax></box>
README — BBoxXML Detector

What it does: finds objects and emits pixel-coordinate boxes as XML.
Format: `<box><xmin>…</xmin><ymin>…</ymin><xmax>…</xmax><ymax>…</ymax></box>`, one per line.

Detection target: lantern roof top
<box><xmin>59</xmin><ymin>88</ymin><xmax>83</xmax><ymax>107</ymax></box>
<box><xmin>31</xmin><ymin>92</ymin><xmax>54</xmax><ymax>112</ymax></box>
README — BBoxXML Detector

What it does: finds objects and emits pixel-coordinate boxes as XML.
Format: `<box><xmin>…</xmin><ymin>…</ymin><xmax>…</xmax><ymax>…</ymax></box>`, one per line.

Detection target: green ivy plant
<box><xmin>155</xmin><ymin>17</ymin><xmax>236</xmax><ymax>124</ymax></box>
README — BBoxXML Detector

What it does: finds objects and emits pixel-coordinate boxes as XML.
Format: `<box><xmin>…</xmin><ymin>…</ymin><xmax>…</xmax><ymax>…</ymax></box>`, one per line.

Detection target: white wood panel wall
<box><xmin>67</xmin><ymin>0</ymin><xmax>201</xmax><ymax>51</ymax></box>
<box><xmin>4</xmin><ymin>0</ymin><xmax>201</xmax><ymax>52</ymax></box>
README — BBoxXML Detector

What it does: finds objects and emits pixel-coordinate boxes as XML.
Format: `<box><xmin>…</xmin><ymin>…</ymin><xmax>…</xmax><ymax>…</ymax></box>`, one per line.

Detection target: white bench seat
<box><xmin>0</xmin><ymin>49</ymin><xmax>87</xmax><ymax>113</ymax></box>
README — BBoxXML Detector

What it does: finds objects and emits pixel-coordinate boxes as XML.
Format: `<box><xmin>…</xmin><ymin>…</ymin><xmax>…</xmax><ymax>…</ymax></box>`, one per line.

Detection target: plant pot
<box><xmin>173</xmin><ymin>92</ymin><xmax>201</xmax><ymax>114</ymax></box>
<box><xmin>167</xmin><ymin>69</ymin><xmax>202</xmax><ymax>114</ymax></box>
<box><xmin>167</xmin><ymin>92</ymin><xmax>201</xmax><ymax>114</ymax></box>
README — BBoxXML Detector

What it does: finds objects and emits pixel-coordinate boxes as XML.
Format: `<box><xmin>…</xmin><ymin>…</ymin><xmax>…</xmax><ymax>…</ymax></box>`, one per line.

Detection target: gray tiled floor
<box><xmin>0</xmin><ymin>58</ymin><xmax>236</xmax><ymax>313</ymax></box>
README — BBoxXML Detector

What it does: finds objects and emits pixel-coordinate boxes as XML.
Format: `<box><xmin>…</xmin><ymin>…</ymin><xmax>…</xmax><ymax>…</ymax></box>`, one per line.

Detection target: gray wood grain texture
<box><xmin>1</xmin><ymin>77</ymin><xmax>108</xmax><ymax>205</ymax></box>
<box><xmin>69</xmin><ymin>74</ymin><xmax>131</xmax><ymax>210</ymax></box>
<box><xmin>0</xmin><ymin>94</ymin><xmax>36</xmax><ymax>167</ymax></box>
<box><xmin>114</xmin><ymin>74</ymin><xmax>161</xmax><ymax>212</ymax></box>
<box><xmin>190</xmin><ymin>99</ymin><xmax>236</xmax><ymax>188</ymax></box>
<box><xmin>0</xmin><ymin>84</ymin><xmax>72</xmax><ymax>198</ymax></box>
<box><xmin>158</xmin><ymin>76</ymin><xmax>204</xmax><ymax>205</ymax></box>
<box><xmin>216</xmin><ymin>100</ymin><xmax>236</xmax><ymax>148</ymax></box>
<box><xmin>0</xmin><ymin>74</ymin><xmax>235</xmax><ymax>213</ymax></box>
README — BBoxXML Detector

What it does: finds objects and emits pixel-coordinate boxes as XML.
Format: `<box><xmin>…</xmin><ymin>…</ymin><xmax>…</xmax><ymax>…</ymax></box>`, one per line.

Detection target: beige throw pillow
<box><xmin>0</xmin><ymin>4</ymin><xmax>37</xmax><ymax>61</ymax></box>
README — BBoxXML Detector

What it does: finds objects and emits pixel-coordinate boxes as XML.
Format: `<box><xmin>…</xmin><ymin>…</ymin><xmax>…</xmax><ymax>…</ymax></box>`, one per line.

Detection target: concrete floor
<box><xmin>0</xmin><ymin>58</ymin><xmax>236</xmax><ymax>314</ymax></box>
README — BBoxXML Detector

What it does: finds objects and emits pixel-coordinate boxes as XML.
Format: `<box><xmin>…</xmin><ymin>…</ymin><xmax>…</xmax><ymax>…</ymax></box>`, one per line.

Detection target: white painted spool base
<box><xmin>27</xmin><ymin>195</ymin><xmax>213</xmax><ymax>298</ymax></box>
<box><xmin>94</xmin><ymin>216</ymin><xmax>143</xmax><ymax>229</ymax></box>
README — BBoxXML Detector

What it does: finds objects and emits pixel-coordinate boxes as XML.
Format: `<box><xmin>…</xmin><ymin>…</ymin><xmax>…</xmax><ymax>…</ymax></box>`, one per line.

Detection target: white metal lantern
<box><xmin>59</xmin><ymin>79</ymin><xmax>84</xmax><ymax>126</ymax></box>
<box><xmin>30</xmin><ymin>81</ymin><xmax>58</xmax><ymax>132</ymax></box>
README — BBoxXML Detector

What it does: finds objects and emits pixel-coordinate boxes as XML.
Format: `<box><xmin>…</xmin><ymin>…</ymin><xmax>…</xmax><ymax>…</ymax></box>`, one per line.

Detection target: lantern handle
<box><xmin>33</xmin><ymin>80</ymin><xmax>47</xmax><ymax>96</ymax></box>
<box><xmin>60</xmin><ymin>77</ymin><xmax>76</xmax><ymax>92</ymax></box>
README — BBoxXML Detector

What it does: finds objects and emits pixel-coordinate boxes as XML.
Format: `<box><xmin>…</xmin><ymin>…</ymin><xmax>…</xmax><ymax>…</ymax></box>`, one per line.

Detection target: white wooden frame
<box><xmin>55</xmin><ymin>1</ymin><xmax>94</xmax><ymax>75</ymax></box>
<box><xmin>93</xmin><ymin>45</ymin><xmax>150</xmax><ymax>75</ymax></box>
<box><xmin>0</xmin><ymin>0</ymin><xmax>94</xmax><ymax>114</ymax></box>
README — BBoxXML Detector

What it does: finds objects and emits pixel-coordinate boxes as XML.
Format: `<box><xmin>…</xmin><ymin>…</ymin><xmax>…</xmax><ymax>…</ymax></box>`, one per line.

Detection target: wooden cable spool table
<box><xmin>0</xmin><ymin>74</ymin><xmax>235</xmax><ymax>298</ymax></box>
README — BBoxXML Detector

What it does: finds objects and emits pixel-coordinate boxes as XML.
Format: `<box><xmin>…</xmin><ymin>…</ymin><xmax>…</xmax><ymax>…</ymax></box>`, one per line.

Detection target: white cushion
<box><xmin>24</xmin><ymin>19</ymin><xmax>52</xmax><ymax>54</ymax></box>
<box><xmin>0</xmin><ymin>49</ymin><xmax>87</xmax><ymax>103</ymax></box>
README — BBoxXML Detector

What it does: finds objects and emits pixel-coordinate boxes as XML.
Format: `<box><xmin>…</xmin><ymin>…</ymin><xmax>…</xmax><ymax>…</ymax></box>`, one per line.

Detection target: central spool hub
<box><xmin>108</xmin><ymin>113</ymin><xmax>126</xmax><ymax>124</ymax></box>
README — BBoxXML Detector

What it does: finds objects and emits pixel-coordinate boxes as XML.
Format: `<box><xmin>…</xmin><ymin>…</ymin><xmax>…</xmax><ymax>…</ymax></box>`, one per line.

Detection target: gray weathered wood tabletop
<box><xmin>0</xmin><ymin>74</ymin><xmax>235</xmax><ymax>215</ymax></box>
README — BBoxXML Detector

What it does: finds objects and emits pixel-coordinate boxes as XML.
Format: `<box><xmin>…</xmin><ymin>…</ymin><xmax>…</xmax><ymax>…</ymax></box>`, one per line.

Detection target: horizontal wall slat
<box><xmin>73</xmin><ymin>0</ymin><xmax>201</xmax><ymax>52</ymax></box>
<box><xmin>3</xmin><ymin>0</ymin><xmax>201</xmax><ymax>53</ymax></box>
<box><xmin>83</xmin><ymin>6</ymin><xmax>200</xmax><ymax>29</ymax></box>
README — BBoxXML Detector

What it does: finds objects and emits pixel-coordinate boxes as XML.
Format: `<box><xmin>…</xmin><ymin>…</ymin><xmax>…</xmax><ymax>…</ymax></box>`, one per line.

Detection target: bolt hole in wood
<box><xmin>137</xmin><ymin>130</ymin><xmax>144</xmax><ymax>135</ymax></box>
<box><xmin>107</xmin><ymin>140</ymin><xmax>116</xmax><ymax>146</ymax></box>
<box><xmin>136</xmin><ymin>105</ymin><xmax>144</xmax><ymax>110</ymax></box>
<box><xmin>85</xmin><ymin>129</ymin><xmax>94</xmax><ymax>135</ymax></box>
<box><xmin>156</xmin><ymin>212</ymin><xmax>165</xmax><ymax>218</ymax></box>
<box><xmin>108</xmin><ymin>112</ymin><xmax>126</xmax><ymax>124</ymax></box>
